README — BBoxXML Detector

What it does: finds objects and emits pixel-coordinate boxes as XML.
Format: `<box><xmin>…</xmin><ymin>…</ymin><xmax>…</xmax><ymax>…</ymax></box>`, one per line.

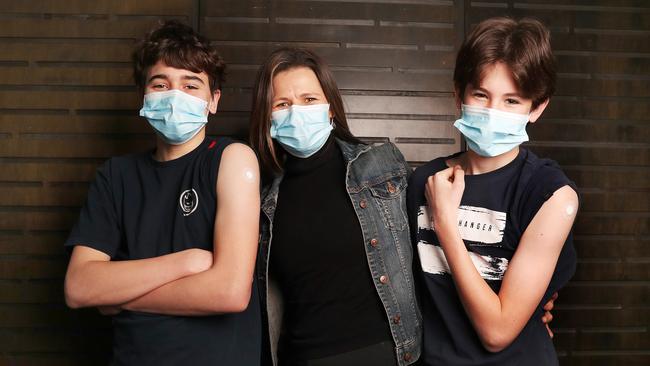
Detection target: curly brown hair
<box><xmin>132</xmin><ymin>20</ymin><xmax>226</xmax><ymax>93</ymax></box>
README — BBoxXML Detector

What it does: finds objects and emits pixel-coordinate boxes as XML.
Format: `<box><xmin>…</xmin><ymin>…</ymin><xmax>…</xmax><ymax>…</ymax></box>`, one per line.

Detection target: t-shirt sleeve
<box><xmin>518</xmin><ymin>164</ymin><xmax>578</xmax><ymax>232</ymax></box>
<box><xmin>64</xmin><ymin>159</ymin><xmax>121</xmax><ymax>258</ymax></box>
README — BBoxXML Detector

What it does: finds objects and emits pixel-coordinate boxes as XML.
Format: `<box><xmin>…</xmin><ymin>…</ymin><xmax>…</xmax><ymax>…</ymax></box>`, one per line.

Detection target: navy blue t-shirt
<box><xmin>406</xmin><ymin>148</ymin><xmax>577</xmax><ymax>366</ymax></box>
<box><xmin>65</xmin><ymin>137</ymin><xmax>261</xmax><ymax>366</ymax></box>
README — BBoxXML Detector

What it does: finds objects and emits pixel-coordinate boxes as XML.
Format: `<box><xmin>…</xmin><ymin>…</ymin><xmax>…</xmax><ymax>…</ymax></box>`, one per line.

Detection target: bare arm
<box><xmin>121</xmin><ymin>143</ymin><xmax>261</xmax><ymax>315</ymax></box>
<box><xmin>64</xmin><ymin>246</ymin><xmax>212</xmax><ymax>308</ymax></box>
<box><xmin>427</xmin><ymin>166</ymin><xmax>578</xmax><ymax>352</ymax></box>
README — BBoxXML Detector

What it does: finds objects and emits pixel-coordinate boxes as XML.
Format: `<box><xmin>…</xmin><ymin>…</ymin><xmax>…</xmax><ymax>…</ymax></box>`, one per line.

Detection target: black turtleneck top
<box><xmin>269</xmin><ymin>136</ymin><xmax>392</xmax><ymax>363</ymax></box>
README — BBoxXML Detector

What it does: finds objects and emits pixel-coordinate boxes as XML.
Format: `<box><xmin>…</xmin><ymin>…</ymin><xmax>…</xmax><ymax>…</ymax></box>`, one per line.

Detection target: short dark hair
<box><xmin>454</xmin><ymin>17</ymin><xmax>556</xmax><ymax>109</ymax></box>
<box><xmin>249</xmin><ymin>47</ymin><xmax>362</xmax><ymax>177</ymax></box>
<box><xmin>132</xmin><ymin>20</ymin><xmax>225</xmax><ymax>93</ymax></box>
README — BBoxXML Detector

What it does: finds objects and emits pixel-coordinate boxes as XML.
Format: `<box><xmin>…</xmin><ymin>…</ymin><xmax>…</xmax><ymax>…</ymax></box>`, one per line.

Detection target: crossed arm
<box><xmin>426</xmin><ymin>166</ymin><xmax>578</xmax><ymax>352</ymax></box>
<box><xmin>64</xmin><ymin>143</ymin><xmax>260</xmax><ymax>315</ymax></box>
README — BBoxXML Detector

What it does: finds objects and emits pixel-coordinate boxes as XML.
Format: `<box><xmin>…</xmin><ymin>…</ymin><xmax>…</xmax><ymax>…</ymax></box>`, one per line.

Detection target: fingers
<box><xmin>543</xmin><ymin>292</ymin><xmax>558</xmax><ymax>311</ymax></box>
<box><xmin>546</xmin><ymin>323</ymin><xmax>554</xmax><ymax>339</ymax></box>
<box><xmin>542</xmin><ymin>311</ymin><xmax>554</xmax><ymax>324</ymax></box>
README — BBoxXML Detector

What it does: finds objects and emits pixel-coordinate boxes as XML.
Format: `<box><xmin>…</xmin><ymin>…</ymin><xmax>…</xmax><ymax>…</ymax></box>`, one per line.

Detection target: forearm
<box><xmin>65</xmin><ymin>250</ymin><xmax>197</xmax><ymax>308</ymax></box>
<box><xmin>436</xmin><ymin>220</ymin><xmax>516</xmax><ymax>350</ymax></box>
<box><xmin>123</xmin><ymin>265</ymin><xmax>252</xmax><ymax>316</ymax></box>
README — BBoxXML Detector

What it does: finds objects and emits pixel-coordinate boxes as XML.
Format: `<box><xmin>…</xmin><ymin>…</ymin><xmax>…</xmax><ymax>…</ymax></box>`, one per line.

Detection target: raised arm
<box><xmin>121</xmin><ymin>143</ymin><xmax>261</xmax><ymax>315</ymax></box>
<box><xmin>427</xmin><ymin>166</ymin><xmax>578</xmax><ymax>352</ymax></box>
<box><xmin>64</xmin><ymin>246</ymin><xmax>212</xmax><ymax>308</ymax></box>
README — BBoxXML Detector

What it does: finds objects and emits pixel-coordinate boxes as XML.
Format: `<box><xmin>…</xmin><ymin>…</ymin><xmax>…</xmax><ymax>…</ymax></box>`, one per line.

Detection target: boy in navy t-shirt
<box><xmin>63</xmin><ymin>21</ymin><xmax>261</xmax><ymax>365</ymax></box>
<box><xmin>407</xmin><ymin>17</ymin><xmax>578</xmax><ymax>365</ymax></box>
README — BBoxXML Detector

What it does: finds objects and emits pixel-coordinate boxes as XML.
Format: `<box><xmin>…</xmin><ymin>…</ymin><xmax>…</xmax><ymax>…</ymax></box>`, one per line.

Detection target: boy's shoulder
<box><xmin>411</xmin><ymin>151</ymin><xmax>463</xmax><ymax>185</ymax></box>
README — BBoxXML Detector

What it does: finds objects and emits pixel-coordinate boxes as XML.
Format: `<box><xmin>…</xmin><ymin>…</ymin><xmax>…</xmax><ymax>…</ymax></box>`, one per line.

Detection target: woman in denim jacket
<box><xmin>249</xmin><ymin>47</ymin><xmax>421</xmax><ymax>366</ymax></box>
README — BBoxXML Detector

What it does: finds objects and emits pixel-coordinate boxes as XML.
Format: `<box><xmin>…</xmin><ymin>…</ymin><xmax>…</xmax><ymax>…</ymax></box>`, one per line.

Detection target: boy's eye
<box><xmin>185</xmin><ymin>85</ymin><xmax>199</xmax><ymax>90</ymax></box>
<box><xmin>505</xmin><ymin>98</ymin><xmax>520</xmax><ymax>105</ymax></box>
<box><xmin>152</xmin><ymin>84</ymin><xmax>168</xmax><ymax>89</ymax></box>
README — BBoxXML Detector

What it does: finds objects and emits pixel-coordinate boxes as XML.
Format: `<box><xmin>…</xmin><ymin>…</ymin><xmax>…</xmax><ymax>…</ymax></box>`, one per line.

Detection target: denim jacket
<box><xmin>258</xmin><ymin>138</ymin><xmax>422</xmax><ymax>365</ymax></box>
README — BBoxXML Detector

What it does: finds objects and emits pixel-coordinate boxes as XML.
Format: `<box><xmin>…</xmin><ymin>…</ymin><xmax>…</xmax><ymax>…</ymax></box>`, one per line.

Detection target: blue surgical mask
<box><xmin>270</xmin><ymin>103</ymin><xmax>333</xmax><ymax>158</ymax></box>
<box><xmin>139</xmin><ymin>89</ymin><xmax>209</xmax><ymax>145</ymax></box>
<box><xmin>454</xmin><ymin>104</ymin><xmax>530</xmax><ymax>157</ymax></box>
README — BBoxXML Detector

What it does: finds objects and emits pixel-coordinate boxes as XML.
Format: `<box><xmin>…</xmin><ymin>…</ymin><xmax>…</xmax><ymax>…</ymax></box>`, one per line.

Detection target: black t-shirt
<box><xmin>406</xmin><ymin>148</ymin><xmax>577</xmax><ymax>366</ymax></box>
<box><xmin>270</xmin><ymin>136</ymin><xmax>392</xmax><ymax>363</ymax></box>
<box><xmin>65</xmin><ymin>137</ymin><xmax>261</xmax><ymax>366</ymax></box>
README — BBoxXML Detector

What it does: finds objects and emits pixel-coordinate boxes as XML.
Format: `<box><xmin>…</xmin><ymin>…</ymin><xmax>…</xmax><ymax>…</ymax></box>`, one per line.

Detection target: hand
<box><xmin>541</xmin><ymin>292</ymin><xmax>558</xmax><ymax>338</ymax></box>
<box><xmin>98</xmin><ymin>305</ymin><xmax>122</xmax><ymax>316</ymax></box>
<box><xmin>425</xmin><ymin>166</ymin><xmax>465</xmax><ymax>230</ymax></box>
<box><xmin>183</xmin><ymin>248</ymin><xmax>213</xmax><ymax>275</ymax></box>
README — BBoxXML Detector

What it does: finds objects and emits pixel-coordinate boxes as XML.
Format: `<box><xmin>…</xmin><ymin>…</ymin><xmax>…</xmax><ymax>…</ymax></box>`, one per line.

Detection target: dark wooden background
<box><xmin>1</xmin><ymin>1</ymin><xmax>648</xmax><ymax>365</ymax></box>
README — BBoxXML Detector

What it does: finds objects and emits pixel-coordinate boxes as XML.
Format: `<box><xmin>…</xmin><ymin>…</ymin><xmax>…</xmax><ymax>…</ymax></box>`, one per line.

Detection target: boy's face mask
<box><xmin>270</xmin><ymin>103</ymin><xmax>333</xmax><ymax>158</ymax></box>
<box><xmin>139</xmin><ymin>89</ymin><xmax>209</xmax><ymax>145</ymax></box>
<box><xmin>454</xmin><ymin>104</ymin><xmax>530</xmax><ymax>157</ymax></box>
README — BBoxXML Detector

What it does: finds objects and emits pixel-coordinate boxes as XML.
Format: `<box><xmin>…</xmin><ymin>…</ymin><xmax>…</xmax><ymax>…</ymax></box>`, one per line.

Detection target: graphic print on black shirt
<box><xmin>407</xmin><ymin>148</ymin><xmax>578</xmax><ymax>366</ymax></box>
<box><xmin>417</xmin><ymin>204</ymin><xmax>510</xmax><ymax>281</ymax></box>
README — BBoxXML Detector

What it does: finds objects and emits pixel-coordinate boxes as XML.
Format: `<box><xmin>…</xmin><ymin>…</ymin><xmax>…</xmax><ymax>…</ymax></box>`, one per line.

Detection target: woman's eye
<box><xmin>274</xmin><ymin>102</ymin><xmax>289</xmax><ymax>108</ymax></box>
<box><xmin>473</xmin><ymin>92</ymin><xmax>487</xmax><ymax>99</ymax></box>
<box><xmin>305</xmin><ymin>97</ymin><xmax>317</xmax><ymax>103</ymax></box>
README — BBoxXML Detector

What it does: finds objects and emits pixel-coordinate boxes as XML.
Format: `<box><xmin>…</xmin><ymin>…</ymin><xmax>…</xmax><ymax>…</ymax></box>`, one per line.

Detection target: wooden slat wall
<box><xmin>0</xmin><ymin>1</ymin><xmax>647</xmax><ymax>365</ymax></box>
<box><xmin>465</xmin><ymin>1</ymin><xmax>650</xmax><ymax>365</ymax></box>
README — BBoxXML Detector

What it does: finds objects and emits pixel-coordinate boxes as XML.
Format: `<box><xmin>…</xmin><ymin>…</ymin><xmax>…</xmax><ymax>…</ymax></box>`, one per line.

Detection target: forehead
<box><xmin>147</xmin><ymin>60</ymin><xmax>208</xmax><ymax>81</ymax></box>
<box><xmin>475</xmin><ymin>62</ymin><xmax>519</xmax><ymax>93</ymax></box>
<box><xmin>272</xmin><ymin>66</ymin><xmax>323</xmax><ymax>95</ymax></box>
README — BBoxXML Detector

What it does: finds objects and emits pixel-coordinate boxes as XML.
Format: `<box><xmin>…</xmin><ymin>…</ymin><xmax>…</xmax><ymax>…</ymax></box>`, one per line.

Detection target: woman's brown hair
<box><xmin>249</xmin><ymin>47</ymin><xmax>362</xmax><ymax>177</ymax></box>
<box><xmin>454</xmin><ymin>17</ymin><xmax>556</xmax><ymax>109</ymax></box>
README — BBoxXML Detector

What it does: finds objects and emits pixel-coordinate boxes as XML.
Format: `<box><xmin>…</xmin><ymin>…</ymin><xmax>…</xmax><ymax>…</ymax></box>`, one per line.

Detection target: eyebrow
<box><xmin>475</xmin><ymin>87</ymin><xmax>521</xmax><ymax>97</ymax></box>
<box><xmin>147</xmin><ymin>74</ymin><xmax>205</xmax><ymax>85</ymax></box>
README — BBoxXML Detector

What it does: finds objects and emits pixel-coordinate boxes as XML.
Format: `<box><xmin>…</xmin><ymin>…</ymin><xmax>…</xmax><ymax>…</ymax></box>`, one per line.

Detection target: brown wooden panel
<box><xmin>0</xmin><ymin>138</ymin><xmax>154</xmax><ymax>158</ymax></box>
<box><xmin>0</xmin><ymin>258</ymin><xmax>67</xmax><ymax>280</ymax></box>
<box><xmin>0</xmin><ymin>187</ymin><xmax>87</xmax><ymax>206</ymax></box>
<box><xmin>0</xmin><ymin>211</ymin><xmax>80</xmax><ymax>231</ymax></box>
<box><xmin>0</xmin><ymin>282</ymin><xmax>65</xmax><ymax>303</ymax></box>
<box><xmin>3</xmin><ymin>0</ymin><xmax>193</xmax><ymax>15</ymax></box>
<box><xmin>578</xmin><ymin>192</ymin><xmax>650</xmax><ymax>212</ymax></box>
<box><xmin>574</xmin><ymin>213</ymin><xmax>649</xmax><ymax>235</ymax></box>
<box><xmin>556</xmin><ymin>78</ymin><xmax>650</xmax><ymax>98</ymax></box>
<box><xmin>574</xmin><ymin>261</ymin><xmax>650</xmax><ymax>281</ymax></box>
<box><xmin>0</xmin><ymin>39</ymin><xmax>134</xmax><ymax>63</ymax></box>
<box><xmin>0</xmin><ymin>66</ymin><xmax>132</xmax><ymax>86</ymax></box>
<box><xmin>562</xmin><ymin>167</ymin><xmax>650</xmax><ymax>190</ymax></box>
<box><xmin>530</xmin><ymin>122</ymin><xmax>650</xmax><ymax>144</ymax></box>
<box><xmin>556</xmin><ymin>54</ymin><xmax>650</xmax><ymax>75</ymax></box>
<box><xmin>202</xmin><ymin>22</ymin><xmax>456</xmax><ymax>46</ymax></box>
<box><xmin>0</xmin><ymin>329</ymin><xmax>109</xmax><ymax>352</ymax></box>
<box><xmin>0</xmin><ymin>232</ymin><xmax>68</xmax><ymax>255</ymax></box>
<box><xmin>0</xmin><ymin>90</ymin><xmax>141</xmax><ymax>110</ymax></box>
<box><xmin>0</xmin><ymin>162</ymin><xmax>101</xmax><ymax>182</ymax></box>
<box><xmin>554</xmin><ymin>308</ymin><xmax>649</xmax><ymax>328</ymax></box>
<box><xmin>0</xmin><ymin>18</ymin><xmax>185</xmax><ymax>39</ymax></box>
<box><xmin>525</xmin><ymin>145</ymin><xmax>650</xmax><ymax>166</ymax></box>
<box><xmin>560</xmin><ymin>282</ymin><xmax>649</xmax><ymax>306</ymax></box>
<box><xmin>0</xmin><ymin>305</ymin><xmax>109</xmax><ymax>328</ymax></box>
<box><xmin>218</xmin><ymin>45</ymin><xmax>456</xmax><ymax>70</ymax></box>
<box><xmin>0</xmin><ymin>115</ymin><xmax>147</xmax><ymax>134</ymax></box>
<box><xmin>574</xmin><ymin>238</ymin><xmax>649</xmax><ymax>259</ymax></box>
<box><xmin>203</xmin><ymin>0</ymin><xmax>456</xmax><ymax>23</ymax></box>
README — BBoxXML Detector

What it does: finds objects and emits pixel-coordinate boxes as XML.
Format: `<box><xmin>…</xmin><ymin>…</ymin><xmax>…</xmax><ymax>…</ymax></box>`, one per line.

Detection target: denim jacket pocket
<box><xmin>368</xmin><ymin>174</ymin><xmax>408</xmax><ymax>231</ymax></box>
